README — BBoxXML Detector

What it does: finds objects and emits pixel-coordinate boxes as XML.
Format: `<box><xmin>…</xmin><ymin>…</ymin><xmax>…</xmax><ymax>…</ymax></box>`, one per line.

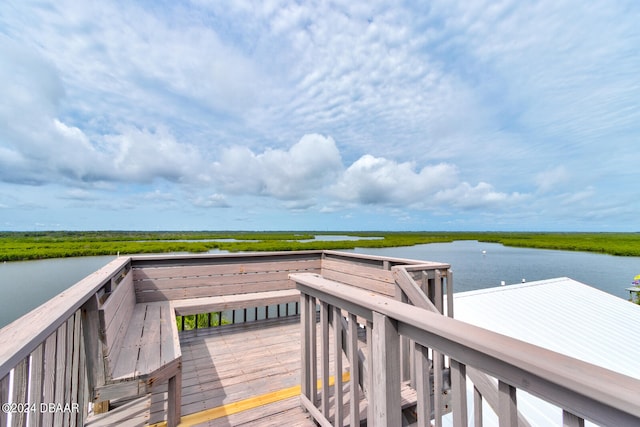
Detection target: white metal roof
<box><xmin>447</xmin><ymin>277</ymin><xmax>640</xmax><ymax>426</ymax></box>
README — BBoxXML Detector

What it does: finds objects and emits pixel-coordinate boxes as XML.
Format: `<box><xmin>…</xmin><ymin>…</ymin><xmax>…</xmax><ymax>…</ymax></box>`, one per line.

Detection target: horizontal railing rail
<box><xmin>293</xmin><ymin>273</ymin><xmax>640</xmax><ymax>427</ymax></box>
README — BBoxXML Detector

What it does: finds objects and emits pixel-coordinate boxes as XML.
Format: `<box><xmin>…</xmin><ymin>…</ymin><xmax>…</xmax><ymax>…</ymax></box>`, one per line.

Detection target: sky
<box><xmin>0</xmin><ymin>1</ymin><xmax>639</xmax><ymax>232</ymax></box>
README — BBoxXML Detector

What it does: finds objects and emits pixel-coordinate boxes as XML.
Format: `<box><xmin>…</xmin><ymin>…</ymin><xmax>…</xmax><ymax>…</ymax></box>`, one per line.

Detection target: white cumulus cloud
<box><xmin>212</xmin><ymin>134</ymin><xmax>343</xmax><ymax>200</ymax></box>
<box><xmin>332</xmin><ymin>155</ymin><xmax>458</xmax><ymax>205</ymax></box>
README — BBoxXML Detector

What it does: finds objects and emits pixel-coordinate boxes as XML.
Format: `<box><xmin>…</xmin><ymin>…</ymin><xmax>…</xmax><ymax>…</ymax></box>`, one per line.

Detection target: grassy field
<box><xmin>1</xmin><ymin>231</ymin><xmax>639</xmax><ymax>262</ymax></box>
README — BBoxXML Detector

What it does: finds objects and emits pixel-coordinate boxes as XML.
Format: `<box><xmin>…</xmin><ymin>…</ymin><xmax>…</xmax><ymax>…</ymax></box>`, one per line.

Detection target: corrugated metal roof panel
<box><xmin>448</xmin><ymin>277</ymin><xmax>640</xmax><ymax>426</ymax></box>
<box><xmin>453</xmin><ymin>277</ymin><xmax>640</xmax><ymax>379</ymax></box>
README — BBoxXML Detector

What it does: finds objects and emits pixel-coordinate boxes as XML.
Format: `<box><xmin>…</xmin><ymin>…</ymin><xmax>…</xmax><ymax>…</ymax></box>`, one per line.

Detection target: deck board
<box><xmin>86</xmin><ymin>316</ymin><xmax>327</xmax><ymax>426</ymax></box>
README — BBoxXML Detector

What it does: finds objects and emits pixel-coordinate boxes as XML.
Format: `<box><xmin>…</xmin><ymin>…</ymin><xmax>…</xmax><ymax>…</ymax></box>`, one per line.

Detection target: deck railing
<box><xmin>292</xmin><ymin>271</ymin><xmax>640</xmax><ymax>427</ymax></box>
<box><xmin>0</xmin><ymin>250</ymin><xmax>431</xmax><ymax>426</ymax></box>
<box><xmin>0</xmin><ymin>256</ymin><xmax>131</xmax><ymax>427</ymax></box>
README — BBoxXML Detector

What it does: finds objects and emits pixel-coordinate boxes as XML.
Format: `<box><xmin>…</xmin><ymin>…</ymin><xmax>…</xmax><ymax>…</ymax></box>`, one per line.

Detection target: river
<box><xmin>1</xmin><ymin>240</ymin><xmax>638</xmax><ymax>328</ymax></box>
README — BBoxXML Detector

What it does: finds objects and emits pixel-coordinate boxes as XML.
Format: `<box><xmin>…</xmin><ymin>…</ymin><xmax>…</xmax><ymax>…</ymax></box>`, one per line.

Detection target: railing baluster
<box><xmin>473</xmin><ymin>385</ymin><xmax>483</xmax><ymax>427</ymax></box>
<box><xmin>28</xmin><ymin>343</ymin><xmax>44</xmax><ymax>427</ymax></box>
<box><xmin>332</xmin><ymin>306</ymin><xmax>344</xmax><ymax>427</ymax></box>
<box><xmin>13</xmin><ymin>357</ymin><xmax>29</xmax><ymax>427</ymax></box>
<box><xmin>0</xmin><ymin>374</ymin><xmax>9</xmax><ymax>427</ymax></box>
<box><xmin>433</xmin><ymin>348</ymin><xmax>444</xmax><ymax>427</ymax></box>
<box><xmin>445</xmin><ymin>270</ymin><xmax>454</xmax><ymax>318</ymax></box>
<box><xmin>366</xmin><ymin>320</ymin><xmax>374</xmax><ymax>425</ymax></box>
<box><xmin>70</xmin><ymin>311</ymin><xmax>82</xmax><ymax>427</ymax></box>
<box><xmin>451</xmin><ymin>359</ymin><xmax>468</xmax><ymax>427</ymax></box>
<box><xmin>415</xmin><ymin>343</ymin><xmax>432</xmax><ymax>427</ymax></box>
<box><xmin>348</xmin><ymin>313</ymin><xmax>359</xmax><ymax>427</ymax></box>
<box><xmin>498</xmin><ymin>380</ymin><xmax>517</xmax><ymax>427</ymax></box>
<box><xmin>563</xmin><ymin>410</ymin><xmax>585</xmax><ymax>427</ymax></box>
<box><xmin>77</xmin><ymin>321</ymin><xmax>87</xmax><ymax>426</ymax></box>
<box><xmin>309</xmin><ymin>297</ymin><xmax>317</xmax><ymax>405</ymax></box>
<box><xmin>300</xmin><ymin>293</ymin><xmax>312</xmax><ymax>402</ymax></box>
<box><xmin>42</xmin><ymin>332</ymin><xmax>57</xmax><ymax>426</ymax></box>
<box><xmin>320</xmin><ymin>302</ymin><xmax>330</xmax><ymax>418</ymax></box>
<box><xmin>371</xmin><ymin>311</ymin><xmax>401</xmax><ymax>426</ymax></box>
<box><xmin>54</xmin><ymin>323</ymin><xmax>67</xmax><ymax>427</ymax></box>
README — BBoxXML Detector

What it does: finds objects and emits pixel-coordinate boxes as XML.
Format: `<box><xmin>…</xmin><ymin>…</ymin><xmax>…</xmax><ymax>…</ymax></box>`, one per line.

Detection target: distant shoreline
<box><xmin>1</xmin><ymin>231</ymin><xmax>639</xmax><ymax>262</ymax></box>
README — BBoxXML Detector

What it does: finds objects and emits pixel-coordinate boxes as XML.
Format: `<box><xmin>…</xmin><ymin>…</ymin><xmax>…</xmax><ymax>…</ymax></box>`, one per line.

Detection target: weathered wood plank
<box><xmin>136</xmin><ymin>279</ymin><xmax>296</xmax><ymax>303</ymax></box>
<box><xmin>28</xmin><ymin>343</ymin><xmax>44</xmax><ymax>427</ymax></box>
<box><xmin>77</xmin><ymin>320</ymin><xmax>88</xmax><ymax>426</ymax></box>
<box><xmin>12</xmin><ymin>358</ymin><xmax>29</xmax><ymax>427</ymax></box>
<box><xmin>321</xmin><ymin>259</ymin><xmax>395</xmax><ymax>284</ymax></box>
<box><xmin>64</xmin><ymin>316</ymin><xmax>75</xmax><ymax>427</ymax></box>
<box><xmin>321</xmin><ymin>268</ymin><xmax>395</xmax><ymax>296</ymax></box>
<box><xmin>171</xmin><ymin>289</ymin><xmax>300</xmax><ymax>316</ymax></box>
<box><xmin>41</xmin><ymin>332</ymin><xmax>57</xmax><ymax>426</ymax></box>
<box><xmin>70</xmin><ymin>311</ymin><xmax>82</xmax><ymax>427</ymax></box>
<box><xmin>136</xmin><ymin>304</ymin><xmax>161</xmax><ymax>379</ymax></box>
<box><xmin>101</xmin><ymin>281</ymin><xmax>136</xmax><ymax>356</ymax></box>
<box><xmin>134</xmin><ymin>270</ymin><xmax>295</xmax><ymax>291</ymax></box>
<box><xmin>110</xmin><ymin>305</ymin><xmax>146</xmax><ymax>380</ymax></box>
<box><xmin>54</xmin><ymin>323</ymin><xmax>67</xmax><ymax>427</ymax></box>
<box><xmin>161</xmin><ymin>303</ymin><xmax>182</xmax><ymax>366</ymax></box>
<box><xmin>0</xmin><ymin>374</ymin><xmax>9</xmax><ymax>427</ymax></box>
<box><xmin>99</xmin><ymin>271</ymin><xmax>133</xmax><ymax>330</ymax></box>
<box><xmin>133</xmin><ymin>258</ymin><xmax>322</xmax><ymax>281</ymax></box>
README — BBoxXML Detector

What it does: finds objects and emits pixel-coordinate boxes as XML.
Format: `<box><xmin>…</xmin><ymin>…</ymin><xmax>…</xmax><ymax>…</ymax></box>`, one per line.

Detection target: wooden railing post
<box><xmin>320</xmin><ymin>302</ymin><xmax>330</xmax><ymax>418</ymax></box>
<box><xmin>415</xmin><ymin>343</ymin><xmax>432</xmax><ymax>427</ymax></box>
<box><xmin>371</xmin><ymin>311</ymin><xmax>401</xmax><ymax>426</ymax></box>
<box><xmin>300</xmin><ymin>293</ymin><xmax>313</xmax><ymax>403</ymax></box>
<box><xmin>347</xmin><ymin>313</ymin><xmax>360</xmax><ymax>426</ymax></box>
<box><xmin>451</xmin><ymin>359</ymin><xmax>468</xmax><ymax>427</ymax></box>
<box><xmin>498</xmin><ymin>380</ymin><xmax>518</xmax><ymax>427</ymax></box>
<box><xmin>332</xmin><ymin>306</ymin><xmax>344</xmax><ymax>427</ymax></box>
<box><xmin>563</xmin><ymin>410</ymin><xmax>585</xmax><ymax>427</ymax></box>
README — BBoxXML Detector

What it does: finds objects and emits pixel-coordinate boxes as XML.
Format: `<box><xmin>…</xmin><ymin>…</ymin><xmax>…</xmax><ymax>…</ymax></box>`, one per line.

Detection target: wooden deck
<box><xmin>4</xmin><ymin>251</ymin><xmax>638</xmax><ymax>427</ymax></box>
<box><xmin>87</xmin><ymin>316</ymin><xmax>321</xmax><ymax>426</ymax></box>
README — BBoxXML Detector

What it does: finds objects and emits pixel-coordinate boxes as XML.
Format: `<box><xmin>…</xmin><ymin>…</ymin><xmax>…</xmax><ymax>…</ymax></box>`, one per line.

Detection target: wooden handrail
<box><xmin>292</xmin><ymin>273</ymin><xmax>640</xmax><ymax>426</ymax></box>
<box><xmin>0</xmin><ymin>257</ymin><xmax>130</xmax><ymax>380</ymax></box>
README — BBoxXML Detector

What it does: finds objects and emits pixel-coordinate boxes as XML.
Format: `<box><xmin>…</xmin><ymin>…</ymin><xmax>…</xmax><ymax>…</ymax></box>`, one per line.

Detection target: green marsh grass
<box><xmin>1</xmin><ymin>231</ymin><xmax>639</xmax><ymax>262</ymax></box>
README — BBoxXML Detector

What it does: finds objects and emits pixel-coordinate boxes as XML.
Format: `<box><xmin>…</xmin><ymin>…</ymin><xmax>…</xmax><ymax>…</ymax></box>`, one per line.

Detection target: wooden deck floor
<box><xmin>86</xmin><ymin>316</ymin><xmax>323</xmax><ymax>427</ymax></box>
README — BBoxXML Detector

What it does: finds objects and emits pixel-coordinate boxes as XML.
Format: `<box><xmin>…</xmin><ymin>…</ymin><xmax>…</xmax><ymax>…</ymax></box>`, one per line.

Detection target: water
<box><xmin>350</xmin><ymin>240</ymin><xmax>640</xmax><ymax>298</ymax></box>
<box><xmin>0</xmin><ymin>255</ymin><xmax>117</xmax><ymax>328</ymax></box>
<box><xmin>1</xmin><ymin>240</ymin><xmax>639</xmax><ymax>328</ymax></box>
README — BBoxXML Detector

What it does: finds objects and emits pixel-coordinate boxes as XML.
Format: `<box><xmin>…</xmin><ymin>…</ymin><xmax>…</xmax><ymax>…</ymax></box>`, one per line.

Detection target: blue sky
<box><xmin>0</xmin><ymin>0</ymin><xmax>639</xmax><ymax>231</ymax></box>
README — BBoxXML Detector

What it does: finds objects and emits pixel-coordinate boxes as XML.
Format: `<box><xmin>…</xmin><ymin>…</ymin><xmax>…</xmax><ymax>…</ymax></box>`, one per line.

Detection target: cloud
<box><xmin>332</xmin><ymin>155</ymin><xmax>458</xmax><ymax>205</ymax></box>
<box><xmin>190</xmin><ymin>194</ymin><xmax>230</xmax><ymax>208</ymax></box>
<box><xmin>434</xmin><ymin>182</ymin><xmax>527</xmax><ymax>210</ymax></box>
<box><xmin>535</xmin><ymin>166</ymin><xmax>569</xmax><ymax>194</ymax></box>
<box><xmin>103</xmin><ymin>126</ymin><xmax>205</xmax><ymax>183</ymax></box>
<box><xmin>212</xmin><ymin>134</ymin><xmax>343</xmax><ymax>200</ymax></box>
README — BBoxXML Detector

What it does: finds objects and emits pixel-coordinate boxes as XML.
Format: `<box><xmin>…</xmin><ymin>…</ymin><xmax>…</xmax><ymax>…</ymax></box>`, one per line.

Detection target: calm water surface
<box><xmin>351</xmin><ymin>240</ymin><xmax>640</xmax><ymax>298</ymax></box>
<box><xmin>1</xmin><ymin>240</ymin><xmax>639</xmax><ymax>328</ymax></box>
